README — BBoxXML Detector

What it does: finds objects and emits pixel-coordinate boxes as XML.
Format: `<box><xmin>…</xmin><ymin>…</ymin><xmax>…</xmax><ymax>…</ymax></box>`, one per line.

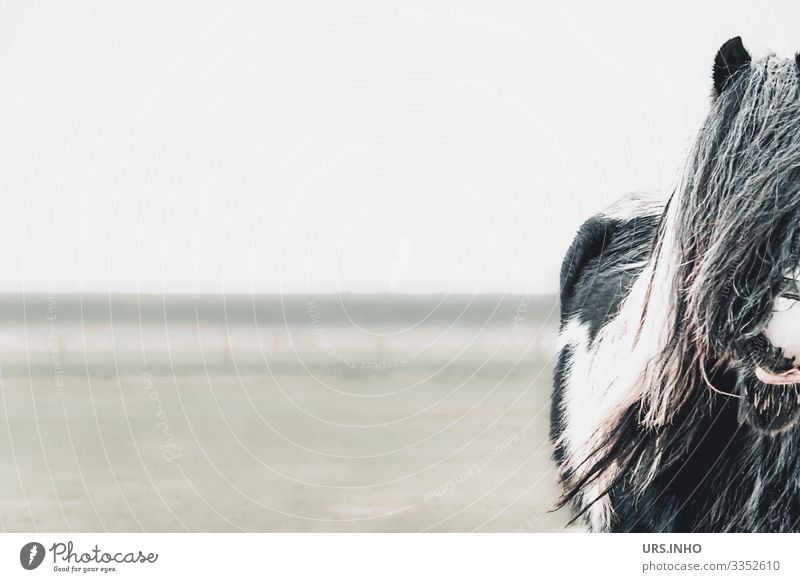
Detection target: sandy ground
<box><xmin>0</xmin><ymin>297</ymin><xmax>570</xmax><ymax>532</ymax></box>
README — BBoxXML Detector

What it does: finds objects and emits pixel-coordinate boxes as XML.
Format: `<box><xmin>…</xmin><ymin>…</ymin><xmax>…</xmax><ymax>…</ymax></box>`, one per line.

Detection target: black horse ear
<box><xmin>713</xmin><ymin>36</ymin><xmax>751</xmax><ymax>95</ymax></box>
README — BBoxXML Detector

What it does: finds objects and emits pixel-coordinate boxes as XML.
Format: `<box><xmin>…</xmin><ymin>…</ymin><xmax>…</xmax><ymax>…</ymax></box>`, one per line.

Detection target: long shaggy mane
<box><xmin>556</xmin><ymin>49</ymin><xmax>800</xmax><ymax>531</ymax></box>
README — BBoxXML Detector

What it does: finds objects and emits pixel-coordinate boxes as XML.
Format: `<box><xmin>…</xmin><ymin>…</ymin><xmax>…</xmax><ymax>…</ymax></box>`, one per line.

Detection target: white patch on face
<box><xmin>765</xmin><ymin>270</ymin><xmax>800</xmax><ymax>363</ymax></box>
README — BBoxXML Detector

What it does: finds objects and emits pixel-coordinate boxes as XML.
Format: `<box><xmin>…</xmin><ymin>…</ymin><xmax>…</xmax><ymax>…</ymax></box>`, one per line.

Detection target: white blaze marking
<box><xmin>765</xmin><ymin>299</ymin><xmax>800</xmax><ymax>362</ymax></box>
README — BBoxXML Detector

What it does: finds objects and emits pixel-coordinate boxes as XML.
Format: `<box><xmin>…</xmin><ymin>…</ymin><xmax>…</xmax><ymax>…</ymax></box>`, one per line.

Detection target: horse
<box><xmin>552</xmin><ymin>37</ymin><xmax>800</xmax><ymax>532</ymax></box>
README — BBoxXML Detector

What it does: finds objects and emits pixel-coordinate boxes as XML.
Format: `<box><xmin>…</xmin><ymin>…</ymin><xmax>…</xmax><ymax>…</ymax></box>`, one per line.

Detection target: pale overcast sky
<box><xmin>0</xmin><ymin>1</ymin><xmax>796</xmax><ymax>294</ymax></box>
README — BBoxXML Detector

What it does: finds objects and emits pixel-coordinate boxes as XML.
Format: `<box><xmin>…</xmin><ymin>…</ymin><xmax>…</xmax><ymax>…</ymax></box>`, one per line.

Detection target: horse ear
<box><xmin>713</xmin><ymin>37</ymin><xmax>751</xmax><ymax>95</ymax></box>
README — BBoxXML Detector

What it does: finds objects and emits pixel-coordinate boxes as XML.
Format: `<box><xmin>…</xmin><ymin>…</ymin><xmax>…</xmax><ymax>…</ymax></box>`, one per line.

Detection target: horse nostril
<box><xmin>745</xmin><ymin>338</ymin><xmax>799</xmax><ymax>373</ymax></box>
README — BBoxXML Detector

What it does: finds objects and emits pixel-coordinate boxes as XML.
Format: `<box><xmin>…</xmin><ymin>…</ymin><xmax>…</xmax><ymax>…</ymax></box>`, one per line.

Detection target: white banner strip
<box><xmin>1</xmin><ymin>533</ymin><xmax>798</xmax><ymax>581</ymax></box>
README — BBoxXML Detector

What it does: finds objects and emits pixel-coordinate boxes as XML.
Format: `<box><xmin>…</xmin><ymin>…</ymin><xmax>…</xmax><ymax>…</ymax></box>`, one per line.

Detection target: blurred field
<box><xmin>0</xmin><ymin>294</ymin><xmax>570</xmax><ymax>532</ymax></box>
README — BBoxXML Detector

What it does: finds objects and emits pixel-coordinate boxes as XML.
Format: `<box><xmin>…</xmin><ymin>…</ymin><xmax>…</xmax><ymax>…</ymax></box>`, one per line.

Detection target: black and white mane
<box><xmin>552</xmin><ymin>37</ymin><xmax>800</xmax><ymax>532</ymax></box>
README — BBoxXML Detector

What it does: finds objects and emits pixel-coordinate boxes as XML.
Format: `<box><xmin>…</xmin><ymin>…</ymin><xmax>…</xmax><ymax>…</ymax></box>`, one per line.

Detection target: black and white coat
<box><xmin>551</xmin><ymin>38</ymin><xmax>800</xmax><ymax>532</ymax></box>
